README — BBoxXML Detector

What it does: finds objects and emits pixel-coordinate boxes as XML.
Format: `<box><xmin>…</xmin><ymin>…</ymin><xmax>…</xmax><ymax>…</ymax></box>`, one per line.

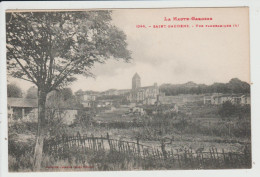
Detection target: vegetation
<box><xmin>6</xmin><ymin>11</ymin><xmax>131</xmax><ymax>170</ymax></box>
<box><xmin>7</xmin><ymin>83</ymin><xmax>23</xmax><ymax>98</ymax></box>
<box><xmin>160</xmin><ymin>78</ymin><xmax>250</xmax><ymax>96</ymax></box>
<box><xmin>26</xmin><ymin>86</ymin><xmax>38</xmax><ymax>99</ymax></box>
<box><xmin>218</xmin><ymin>101</ymin><xmax>250</xmax><ymax>119</ymax></box>
<box><xmin>8</xmin><ymin>100</ymin><xmax>251</xmax><ymax>171</ymax></box>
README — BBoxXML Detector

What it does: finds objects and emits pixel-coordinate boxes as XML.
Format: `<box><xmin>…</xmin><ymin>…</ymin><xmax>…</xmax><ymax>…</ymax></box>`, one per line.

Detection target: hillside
<box><xmin>160</xmin><ymin>78</ymin><xmax>250</xmax><ymax>96</ymax></box>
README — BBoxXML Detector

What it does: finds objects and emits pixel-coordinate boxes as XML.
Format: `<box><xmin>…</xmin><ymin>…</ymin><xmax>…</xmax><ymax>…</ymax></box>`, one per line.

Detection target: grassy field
<box><xmin>72</xmin><ymin>103</ymin><xmax>250</xmax><ymax>153</ymax></box>
<box><xmin>8</xmin><ymin>101</ymin><xmax>251</xmax><ymax>171</ymax></box>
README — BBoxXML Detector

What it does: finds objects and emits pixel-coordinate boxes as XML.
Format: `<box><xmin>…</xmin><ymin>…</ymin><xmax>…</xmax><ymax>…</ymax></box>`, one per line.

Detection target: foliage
<box><xmin>26</xmin><ymin>86</ymin><xmax>38</xmax><ymax>99</ymax></box>
<box><xmin>72</xmin><ymin>110</ymin><xmax>93</xmax><ymax>128</ymax></box>
<box><xmin>6</xmin><ymin>11</ymin><xmax>131</xmax><ymax>92</ymax></box>
<box><xmin>218</xmin><ymin>101</ymin><xmax>251</xmax><ymax>118</ymax></box>
<box><xmin>8</xmin><ymin>130</ymin><xmax>35</xmax><ymax>172</ymax></box>
<box><xmin>46</xmin><ymin>88</ymin><xmax>81</xmax><ymax>109</ymax></box>
<box><xmin>160</xmin><ymin>78</ymin><xmax>250</xmax><ymax>96</ymax></box>
<box><xmin>218</xmin><ymin>101</ymin><xmax>237</xmax><ymax>118</ymax></box>
<box><xmin>6</xmin><ymin>11</ymin><xmax>131</xmax><ymax>169</ymax></box>
<box><xmin>61</xmin><ymin>88</ymin><xmax>73</xmax><ymax>101</ymax></box>
<box><xmin>7</xmin><ymin>83</ymin><xmax>23</xmax><ymax>98</ymax></box>
<box><xmin>46</xmin><ymin>111</ymin><xmax>71</xmax><ymax>137</ymax></box>
<box><xmin>9</xmin><ymin>122</ymin><xmax>38</xmax><ymax>135</ymax></box>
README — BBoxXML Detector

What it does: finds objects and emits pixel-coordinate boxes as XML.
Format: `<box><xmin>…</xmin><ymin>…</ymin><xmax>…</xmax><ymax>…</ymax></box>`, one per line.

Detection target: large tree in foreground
<box><xmin>7</xmin><ymin>83</ymin><xmax>23</xmax><ymax>98</ymax></box>
<box><xmin>6</xmin><ymin>11</ymin><xmax>131</xmax><ymax>170</ymax></box>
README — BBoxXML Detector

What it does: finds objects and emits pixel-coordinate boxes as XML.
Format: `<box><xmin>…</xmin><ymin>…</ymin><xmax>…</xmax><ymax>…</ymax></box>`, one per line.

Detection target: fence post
<box><xmin>137</xmin><ymin>137</ymin><xmax>140</xmax><ymax>158</ymax></box>
<box><xmin>152</xmin><ymin>148</ymin><xmax>156</xmax><ymax>160</ymax></box>
<box><xmin>91</xmin><ymin>134</ymin><xmax>96</xmax><ymax>151</ymax></box>
<box><xmin>228</xmin><ymin>152</ymin><xmax>233</xmax><ymax>167</ymax></box>
<box><xmin>126</xmin><ymin>142</ymin><xmax>130</xmax><ymax>155</ymax></box>
<box><xmin>196</xmin><ymin>152</ymin><xmax>200</xmax><ymax>168</ymax></box>
<box><xmin>107</xmin><ymin>133</ymin><xmax>112</xmax><ymax>151</ymax></box>
<box><xmin>189</xmin><ymin>148</ymin><xmax>193</xmax><ymax>168</ymax></box>
<box><xmin>222</xmin><ymin>148</ymin><xmax>226</xmax><ymax>166</ymax></box>
<box><xmin>215</xmin><ymin>148</ymin><xmax>219</xmax><ymax>167</ymax></box>
<box><xmin>171</xmin><ymin>148</ymin><xmax>174</xmax><ymax>162</ymax></box>
<box><xmin>161</xmin><ymin>139</ymin><xmax>167</xmax><ymax>160</ymax></box>
<box><xmin>209</xmin><ymin>148</ymin><xmax>213</xmax><ymax>167</ymax></box>
<box><xmin>77</xmin><ymin>131</ymin><xmax>81</xmax><ymax>147</ymax></box>
<box><xmin>177</xmin><ymin>149</ymin><xmax>181</xmax><ymax>168</ymax></box>
<box><xmin>101</xmin><ymin>135</ymin><xmax>104</xmax><ymax>150</ymax></box>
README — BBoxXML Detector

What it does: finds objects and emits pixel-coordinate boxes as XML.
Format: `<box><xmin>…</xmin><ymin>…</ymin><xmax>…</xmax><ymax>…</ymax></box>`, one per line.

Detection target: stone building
<box><xmin>127</xmin><ymin>73</ymin><xmax>159</xmax><ymax>104</ymax></box>
<box><xmin>8</xmin><ymin>97</ymin><xmax>81</xmax><ymax>125</ymax></box>
<box><xmin>203</xmin><ymin>94</ymin><xmax>251</xmax><ymax>105</ymax></box>
<box><xmin>132</xmin><ymin>73</ymin><xmax>141</xmax><ymax>89</ymax></box>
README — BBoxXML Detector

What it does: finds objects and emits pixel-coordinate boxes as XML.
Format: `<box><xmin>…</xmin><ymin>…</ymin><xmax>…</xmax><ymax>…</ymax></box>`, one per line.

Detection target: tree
<box><xmin>159</xmin><ymin>78</ymin><xmax>250</xmax><ymax>96</ymax></box>
<box><xmin>7</xmin><ymin>83</ymin><xmax>23</xmax><ymax>98</ymax></box>
<box><xmin>60</xmin><ymin>88</ymin><xmax>73</xmax><ymax>101</ymax></box>
<box><xmin>46</xmin><ymin>88</ymin><xmax>78</xmax><ymax>109</ymax></box>
<box><xmin>227</xmin><ymin>78</ymin><xmax>250</xmax><ymax>94</ymax></box>
<box><xmin>218</xmin><ymin>101</ymin><xmax>237</xmax><ymax>118</ymax></box>
<box><xmin>26</xmin><ymin>86</ymin><xmax>38</xmax><ymax>99</ymax></box>
<box><xmin>6</xmin><ymin>11</ymin><xmax>131</xmax><ymax>170</ymax></box>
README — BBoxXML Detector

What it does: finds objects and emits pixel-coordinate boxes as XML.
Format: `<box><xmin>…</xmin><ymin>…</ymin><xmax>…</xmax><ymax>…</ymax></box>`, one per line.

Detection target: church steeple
<box><xmin>132</xmin><ymin>73</ymin><xmax>141</xmax><ymax>90</ymax></box>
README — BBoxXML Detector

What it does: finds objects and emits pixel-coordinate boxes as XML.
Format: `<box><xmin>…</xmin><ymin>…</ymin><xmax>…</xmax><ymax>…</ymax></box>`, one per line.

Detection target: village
<box><xmin>7</xmin><ymin>73</ymin><xmax>251</xmax><ymax>171</ymax></box>
<box><xmin>8</xmin><ymin>73</ymin><xmax>250</xmax><ymax>126</ymax></box>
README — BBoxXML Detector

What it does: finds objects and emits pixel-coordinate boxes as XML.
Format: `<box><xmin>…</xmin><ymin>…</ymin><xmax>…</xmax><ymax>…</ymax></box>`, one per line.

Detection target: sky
<box><xmin>8</xmin><ymin>8</ymin><xmax>250</xmax><ymax>93</ymax></box>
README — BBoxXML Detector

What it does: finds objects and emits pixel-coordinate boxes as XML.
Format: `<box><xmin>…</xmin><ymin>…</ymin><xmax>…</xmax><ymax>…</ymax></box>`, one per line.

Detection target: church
<box><xmin>127</xmin><ymin>73</ymin><xmax>159</xmax><ymax>105</ymax></box>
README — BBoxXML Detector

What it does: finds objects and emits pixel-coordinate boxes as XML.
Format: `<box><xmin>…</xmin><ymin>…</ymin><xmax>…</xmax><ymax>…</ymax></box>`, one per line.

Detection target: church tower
<box><xmin>132</xmin><ymin>73</ymin><xmax>141</xmax><ymax>90</ymax></box>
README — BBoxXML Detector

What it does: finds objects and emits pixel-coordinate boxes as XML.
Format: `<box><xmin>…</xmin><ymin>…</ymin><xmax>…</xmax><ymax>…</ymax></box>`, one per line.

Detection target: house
<box><xmin>8</xmin><ymin>97</ymin><xmax>83</xmax><ymax>125</ymax></box>
<box><xmin>203</xmin><ymin>94</ymin><xmax>251</xmax><ymax>105</ymax></box>
<box><xmin>8</xmin><ymin>98</ymin><xmax>38</xmax><ymax>122</ymax></box>
<box><xmin>129</xmin><ymin>106</ymin><xmax>146</xmax><ymax>115</ymax></box>
<box><xmin>96</xmin><ymin>99</ymin><xmax>113</xmax><ymax>107</ymax></box>
<box><xmin>211</xmin><ymin>94</ymin><xmax>232</xmax><ymax>105</ymax></box>
<box><xmin>157</xmin><ymin>94</ymin><xmax>204</xmax><ymax>106</ymax></box>
<box><xmin>241</xmin><ymin>94</ymin><xmax>250</xmax><ymax>105</ymax></box>
<box><xmin>75</xmin><ymin>90</ymin><xmax>97</xmax><ymax>106</ymax></box>
<box><xmin>203</xmin><ymin>96</ymin><xmax>213</xmax><ymax>104</ymax></box>
<box><xmin>82</xmin><ymin>102</ymin><xmax>92</xmax><ymax>108</ymax></box>
<box><xmin>83</xmin><ymin>94</ymin><xmax>96</xmax><ymax>101</ymax></box>
<box><xmin>102</xmin><ymin>89</ymin><xmax>130</xmax><ymax>96</ymax></box>
<box><xmin>143</xmin><ymin>97</ymin><xmax>157</xmax><ymax>105</ymax></box>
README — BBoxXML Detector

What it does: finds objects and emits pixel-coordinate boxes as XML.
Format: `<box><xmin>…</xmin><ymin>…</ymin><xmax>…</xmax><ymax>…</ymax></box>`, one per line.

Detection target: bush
<box><xmin>9</xmin><ymin>121</ymin><xmax>37</xmax><ymax>135</ymax></box>
<box><xmin>71</xmin><ymin>110</ymin><xmax>93</xmax><ymax>128</ymax></box>
<box><xmin>218</xmin><ymin>101</ymin><xmax>251</xmax><ymax>119</ymax></box>
<box><xmin>8</xmin><ymin>140</ymin><xmax>33</xmax><ymax>171</ymax></box>
<box><xmin>218</xmin><ymin>101</ymin><xmax>237</xmax><ymax>118</ymax></box>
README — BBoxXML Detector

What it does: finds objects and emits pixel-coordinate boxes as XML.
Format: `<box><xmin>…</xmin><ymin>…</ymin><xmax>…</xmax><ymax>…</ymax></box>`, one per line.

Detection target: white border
<box><xmin>1</xmin><ymin>1</ymin><xmax>260</xmax><ymax>177</ymax></box>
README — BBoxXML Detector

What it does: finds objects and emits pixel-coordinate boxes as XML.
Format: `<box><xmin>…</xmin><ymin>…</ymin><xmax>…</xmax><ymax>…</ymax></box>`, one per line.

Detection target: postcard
<box><xmin>3</xmin><ymin>6</ymin><xmax>252</xmax><ymax>173</ymax></box>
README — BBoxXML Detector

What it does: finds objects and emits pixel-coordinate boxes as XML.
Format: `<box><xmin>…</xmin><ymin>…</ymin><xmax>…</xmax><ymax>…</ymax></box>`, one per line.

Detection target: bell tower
<box><xmin>132</xmin><ymin>73</ymin><xmax>141</xmax><ymax>90</ymax></box>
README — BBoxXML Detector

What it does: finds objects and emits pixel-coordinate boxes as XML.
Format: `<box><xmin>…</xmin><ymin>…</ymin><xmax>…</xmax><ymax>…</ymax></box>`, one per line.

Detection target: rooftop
<box><xmin>8</xmin><ymin>98</ymin><xmax>38</xmax><ymax>108</ymax></box>
<box><xmin>132</xmin><ymin>73</ymin><xmax>141</xmax><ymax>79</ymax></box>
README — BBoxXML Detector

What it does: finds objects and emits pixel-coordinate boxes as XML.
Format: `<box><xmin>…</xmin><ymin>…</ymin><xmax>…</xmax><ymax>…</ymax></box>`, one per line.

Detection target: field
<box><xmin>86</xmin><ymin>103</ymin><xmax>250</xmax><ymax>152</ymax></box>
<box><xmin>8</xmin><ymin>101</ymin><xmax>251</xmax><ymax>171</ymax></box>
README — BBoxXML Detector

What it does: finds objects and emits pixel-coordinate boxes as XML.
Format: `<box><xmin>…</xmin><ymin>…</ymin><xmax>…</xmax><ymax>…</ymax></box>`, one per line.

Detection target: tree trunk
<box><xmin>33</xmin><ymin>90</ymin><xmax>47</xmax><ymax>171</ymax></box>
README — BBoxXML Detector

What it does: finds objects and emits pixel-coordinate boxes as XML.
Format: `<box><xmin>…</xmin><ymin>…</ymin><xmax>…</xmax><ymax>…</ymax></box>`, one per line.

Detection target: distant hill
<box><xmin>75</xmin><ymin>89</ymin><xmax>100</xmax><ymax>95</ymax></box>
<box><xmin>159</xmin><ymin>78</ymin><xmax>250</xmax><ymax>96</ymax></box>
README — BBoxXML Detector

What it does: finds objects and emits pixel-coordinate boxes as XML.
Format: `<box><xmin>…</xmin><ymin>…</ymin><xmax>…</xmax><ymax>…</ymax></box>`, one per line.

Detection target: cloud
<box><xmin>91</xmin><ymin>59</ymin><xmax>135</xmax><ymax>78</ymax></box>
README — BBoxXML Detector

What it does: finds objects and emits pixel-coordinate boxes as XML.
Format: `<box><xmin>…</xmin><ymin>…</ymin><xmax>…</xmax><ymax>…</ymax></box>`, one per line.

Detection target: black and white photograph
<box><xmin>5</xmin><ymin>7</ymin><xmax>251</xmax><ymax>172</ymax></box>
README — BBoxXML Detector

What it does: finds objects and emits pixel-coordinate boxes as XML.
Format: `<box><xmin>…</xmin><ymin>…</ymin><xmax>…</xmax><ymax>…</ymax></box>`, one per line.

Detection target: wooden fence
<box><xmin>43</xmin><ymin>132</ymin><xmax>251</xmax><ymax>169</ymax></box>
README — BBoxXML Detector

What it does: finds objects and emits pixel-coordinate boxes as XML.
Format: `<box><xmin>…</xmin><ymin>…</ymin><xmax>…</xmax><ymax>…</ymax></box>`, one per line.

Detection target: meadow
<box><xmin>8</xmin><ymin>101</ymin><xmax>251</xmax><ymax>171</ymax></box>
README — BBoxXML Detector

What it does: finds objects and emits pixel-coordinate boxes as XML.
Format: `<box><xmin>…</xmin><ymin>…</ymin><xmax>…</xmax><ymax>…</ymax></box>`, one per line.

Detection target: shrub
<box><xmin>218</xmin><ymin>101</ymin><xmax>251</xmax><ymax>119</ymax></box>
<box><xmin>218</xmin><ymin>101</ymin><xmax>237</xmax><ymax>118</ymax></box>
